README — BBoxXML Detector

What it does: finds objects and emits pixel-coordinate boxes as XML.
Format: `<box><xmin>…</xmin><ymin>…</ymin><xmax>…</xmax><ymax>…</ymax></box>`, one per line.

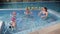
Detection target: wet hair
<box><xmin>43</xmin><ymin>7</ymin><xmax>47</xmax><ymax>12</ymax></box>
<box><xmin>26</xmin><ymin>7</ymin><xmax>29</xmax><ymax>10</ymax></box>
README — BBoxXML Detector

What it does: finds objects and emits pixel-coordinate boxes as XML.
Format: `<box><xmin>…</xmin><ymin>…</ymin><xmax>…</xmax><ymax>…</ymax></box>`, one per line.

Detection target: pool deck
<box><xmin>29</xmin><ymin>23</ymin><xmax>60</xmax><ymax>34</ymax></box>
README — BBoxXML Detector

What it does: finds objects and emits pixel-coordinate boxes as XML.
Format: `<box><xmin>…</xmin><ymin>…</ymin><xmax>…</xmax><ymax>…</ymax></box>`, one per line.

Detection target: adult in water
<box><xmin>9</xmin><ymin>11</ymin><xmax>16</xmax><ymax>30</ymax></box>
<box><xmin>38</xmin><ymin>7</ymin><xmax>48</xmax><ymax>19</ymax></box>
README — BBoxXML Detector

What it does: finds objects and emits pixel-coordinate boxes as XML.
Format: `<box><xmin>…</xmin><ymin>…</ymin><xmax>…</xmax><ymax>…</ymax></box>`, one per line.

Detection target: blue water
<box><xmin>0</xmin><ymin>10</ymin><xmax>60</xmax><ymax>34</ymax></box>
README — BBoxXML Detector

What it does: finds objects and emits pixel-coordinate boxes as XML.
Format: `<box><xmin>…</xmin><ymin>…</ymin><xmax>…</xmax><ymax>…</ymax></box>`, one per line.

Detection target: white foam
<box><xmin>0</xmin><ymin>20</ymin><xmax>3</xmax><ymax>29</ymax></box>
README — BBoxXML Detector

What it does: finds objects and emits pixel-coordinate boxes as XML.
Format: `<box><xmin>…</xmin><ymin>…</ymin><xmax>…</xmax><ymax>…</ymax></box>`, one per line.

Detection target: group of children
<box><xmin>9</xmin><ymin>7</ymin><xmax>48</xmax><ymax>30</ymax></box>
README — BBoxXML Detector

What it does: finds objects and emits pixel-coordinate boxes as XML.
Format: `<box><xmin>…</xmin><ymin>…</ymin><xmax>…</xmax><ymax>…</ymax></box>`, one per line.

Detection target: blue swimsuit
<box><xmin>40</xmin><ymin>11</ymin><xmax>46</xmax><ymax>17</ymax></box>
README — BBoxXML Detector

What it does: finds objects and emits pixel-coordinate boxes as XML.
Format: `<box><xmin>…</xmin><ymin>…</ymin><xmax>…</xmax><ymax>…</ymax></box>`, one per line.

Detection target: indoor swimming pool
<box><xmin>0</xmin><ymin>9</ymin><xmax>60</xmax><ymax>34</ymax></box>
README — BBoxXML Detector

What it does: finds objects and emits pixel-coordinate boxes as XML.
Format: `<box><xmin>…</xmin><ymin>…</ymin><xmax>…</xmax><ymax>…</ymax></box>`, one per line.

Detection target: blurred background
<box><xmin>0</xmin><ymin>0</ymin><xmax>60</xmax><ymax>2</ymax></box>
<box><xmin>0</xmin><ymin>0</ymin><xmax>60</xmax><ymax>12</ymax></box>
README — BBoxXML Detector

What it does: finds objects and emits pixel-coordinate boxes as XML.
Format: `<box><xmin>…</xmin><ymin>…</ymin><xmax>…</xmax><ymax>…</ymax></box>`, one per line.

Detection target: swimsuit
<box><xmin>12</xmin><ymin>17</ymin><xmax>16</xmax><ymax>22</ymax></box>
<box><xmin>40</xmin><ymin>11</ymin><xmax>46</xmax><ymax>17</ymax></box>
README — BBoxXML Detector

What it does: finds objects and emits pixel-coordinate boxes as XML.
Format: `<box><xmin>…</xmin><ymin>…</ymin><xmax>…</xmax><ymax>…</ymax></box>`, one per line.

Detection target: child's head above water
<box><xmin>12</xmin><ymin>11</ymin><xmax>16</xmax><ymax>17</ymax></box>
<box><xmin>12</xmin><ymin>11</ymin><xmax>16</xmax><ymax>15</ymax></box>
<box><xmin>25</xmin><ymin>7</ymin><xmax>32</xmax><ymax>15</ymax></box>
<box><xmin>26</xmin><ymin>7</ymin><xmax>29</xmax><ymax>10</ymax></box>
<box><xmin>26</xmin><ymin>7</ymin><xmax>30</xmax><ymax>12</ymax></box>
<box><xmin>41</xmin><ymin>7</ymin><xmax>47</xmax><ymax>12</ymax></box>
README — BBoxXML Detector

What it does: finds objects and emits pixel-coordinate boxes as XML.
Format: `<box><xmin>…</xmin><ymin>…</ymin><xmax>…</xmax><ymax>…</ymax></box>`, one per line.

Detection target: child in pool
<box><xmin>24</xmin><ymin>7</ymin><xmax>33</xmax><ymax>18</ymax></box>
<box><xmin>24</xmin><ymin>7</ymin><xmax>35</xmax><ymax>21</ymax></box>
<box><xmin>38</xmin><ymin>7</ymin><xmax>48</xmax><ymax>19</ymax></box>
<box><xmin>24</xmin><ymin>7</ymin><xmax>32</xmax><ymax>16</ymax></box>
<box><xmin>9</xmin><ymin>11</ymin><xmax>16</xmax><ymax>30</ymax></box>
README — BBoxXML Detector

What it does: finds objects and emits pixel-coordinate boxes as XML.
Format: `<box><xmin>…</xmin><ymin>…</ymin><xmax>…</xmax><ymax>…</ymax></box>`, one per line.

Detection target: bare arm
<box><xmin>46</xmin><ymin>12</ymin><xmax>48</xmax><ymax>17</ymax></box>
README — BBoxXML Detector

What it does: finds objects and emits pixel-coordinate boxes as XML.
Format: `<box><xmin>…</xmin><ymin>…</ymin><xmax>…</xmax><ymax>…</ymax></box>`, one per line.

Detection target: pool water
<box><xmin>0</xmin><ymin>10</ymin><xmax>60</xmax><ymax>34</ymax></box>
